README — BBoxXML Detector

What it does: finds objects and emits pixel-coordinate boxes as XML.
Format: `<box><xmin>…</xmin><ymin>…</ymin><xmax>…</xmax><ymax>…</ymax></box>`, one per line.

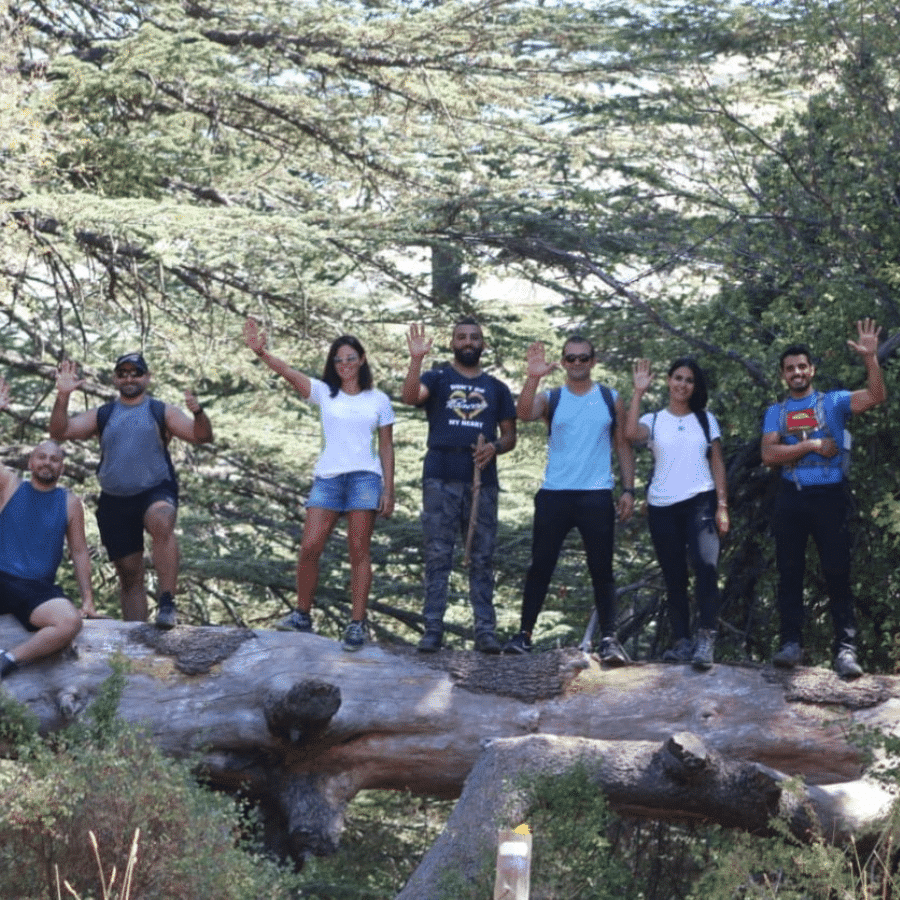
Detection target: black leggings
<box><xmin>520</xmin><ymin>489</ymin><xmax>616</xmax><ymax>635</ymax></box>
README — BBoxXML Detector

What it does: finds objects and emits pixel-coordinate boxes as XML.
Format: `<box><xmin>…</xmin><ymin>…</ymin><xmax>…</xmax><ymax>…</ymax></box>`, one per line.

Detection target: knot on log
<box><xmin>280</xmin><ymin>773</ymin><xmax>354</xmax><ymax>857</ymax></box>
<box><xmin>129</xmin><ymin>625</ymin><xmax>256</xmax><ymax>674</ymax></box>
<box><xmin>265</xmin><ymin>680</ymin><xmax>341</xmax><ymax>743</ymax></box>
<box><xmin>57</xmin><ymin>688</ymin><xmax>84</xmax><ymax>719</ymax></box>
<box><xmin>661</xmin><ymin>732</ymin><xmax>712</xmax><ymax>782</ymax></box>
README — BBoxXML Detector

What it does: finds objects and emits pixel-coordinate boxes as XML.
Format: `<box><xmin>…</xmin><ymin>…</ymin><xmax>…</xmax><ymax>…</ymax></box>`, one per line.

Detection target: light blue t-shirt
<box><xmin>762</xmin><ymin>389</ymin><xmax>852</xmax><ymax>486</ymax></box>
<box><xmin>542</xmin><ymin>384</ymin><xmax>616</xmax><ymax>491</ymax></box>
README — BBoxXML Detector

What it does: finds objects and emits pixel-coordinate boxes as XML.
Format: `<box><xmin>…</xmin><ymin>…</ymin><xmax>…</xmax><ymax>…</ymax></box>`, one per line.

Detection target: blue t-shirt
<box><xmin>762</xmin><ymin>389</ymin><xmax>852</xmax><ymax>486</ymax></box>
<box><xmin>419</xmin><ymin>366</ymin><xmax>515</xmax><ymax>486</ymax></box>
<box><xmin>543</xmin><ymin>384</ymin><xmax>617</xmax><ymax>491</ymax></box>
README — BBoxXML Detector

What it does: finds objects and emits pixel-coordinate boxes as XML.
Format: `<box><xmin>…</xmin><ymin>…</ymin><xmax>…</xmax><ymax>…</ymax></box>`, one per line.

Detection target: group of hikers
<box><xmin>0</xmin><ymin>315</ymin><xmax>885</xmax><ymax>682</ymax></box>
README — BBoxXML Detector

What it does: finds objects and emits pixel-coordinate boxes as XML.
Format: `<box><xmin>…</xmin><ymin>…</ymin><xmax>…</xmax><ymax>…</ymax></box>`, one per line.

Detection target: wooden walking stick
<box><xmin>463</xmin><ymin>435</ymin><xmax>484</xmax><ymax>567</ymax></box>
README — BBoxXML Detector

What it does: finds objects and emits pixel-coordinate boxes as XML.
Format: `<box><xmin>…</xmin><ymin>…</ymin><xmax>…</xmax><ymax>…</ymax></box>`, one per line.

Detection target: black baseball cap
<box><xmin>114</xmin><ymin>352</ymin><xmax>149</xmax><ymax>374</ymax></box>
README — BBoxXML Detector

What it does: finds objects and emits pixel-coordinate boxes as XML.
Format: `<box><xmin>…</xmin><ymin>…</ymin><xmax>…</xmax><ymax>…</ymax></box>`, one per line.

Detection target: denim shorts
<box><xmin>307</xmin><ymin>471</ymin><xmax>382</xmax><ymax>512</ymax></box>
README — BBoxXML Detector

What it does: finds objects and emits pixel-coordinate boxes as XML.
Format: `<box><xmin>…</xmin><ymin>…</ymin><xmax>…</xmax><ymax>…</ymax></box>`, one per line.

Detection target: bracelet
<box><xmin>717</xmin><ymin>501</ymin><xmax>728</xmax><ymax>508</ymax></box>
<box><xmin>193</xmin><ymin>407</ymin><xmax>205</xmax><ymax>416</ymax></box>
<box><xmin>493</xmin><ymin>441</ymin><xmax>502</xmax><ymax>454</ymax></box>
<box><xmin>622</xmin><ymin>487</ymin><xmax>636</xmax><ymax>496</ymax></box>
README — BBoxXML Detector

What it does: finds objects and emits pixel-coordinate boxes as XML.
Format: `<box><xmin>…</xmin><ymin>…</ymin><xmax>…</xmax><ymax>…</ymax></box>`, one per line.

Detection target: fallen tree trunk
<box><xmin>1</xmin><ymin>617</ymin><xmax>898</xmax><ymax>864</ymax></box>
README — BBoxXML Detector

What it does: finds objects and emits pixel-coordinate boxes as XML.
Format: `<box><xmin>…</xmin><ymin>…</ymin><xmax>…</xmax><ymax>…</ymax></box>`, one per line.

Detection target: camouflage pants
<box><xmin>421</xmin><ymin>478</ymin><xmax>499</xmax><ymax>637</ymax></box>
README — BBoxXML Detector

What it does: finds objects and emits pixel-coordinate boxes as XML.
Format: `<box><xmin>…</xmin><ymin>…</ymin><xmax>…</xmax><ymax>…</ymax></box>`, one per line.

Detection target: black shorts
<box><xmin>96</xmin><ymin>480</ymin><xmax>179</xmax><ymax>562</ymax></box>
<box><xmin>0</xmin><ymin>571</ymin><xmax>69</xmax><ymax>631</ymax></box>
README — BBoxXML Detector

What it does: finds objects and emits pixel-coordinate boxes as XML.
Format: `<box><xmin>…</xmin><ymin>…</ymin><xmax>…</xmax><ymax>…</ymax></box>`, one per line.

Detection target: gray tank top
<box><xmin>97</xmin><ymin>398</ymin><xmax>173</xmax><ymax>495</ymax></box>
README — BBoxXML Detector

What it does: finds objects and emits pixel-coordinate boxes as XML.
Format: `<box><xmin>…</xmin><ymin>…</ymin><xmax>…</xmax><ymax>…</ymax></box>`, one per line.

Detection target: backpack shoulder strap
<box><xmin>598</xmin><ymin>384</ymin><xmax>616</xmax><ymax>429</ymax></box>
<box><xmin>96</xmin><ymin>401</ymin><xmax>115</xmax><ymax>437</ymax></box>
<box><xmin>695</xmin><ymin>409</ymin><xmax>712</xmax><ymax>446</ymax></box>
<box><xmin>546</xmin><ymin>386</ymin><xmax>562</xmax><ymax>435</ymax></box>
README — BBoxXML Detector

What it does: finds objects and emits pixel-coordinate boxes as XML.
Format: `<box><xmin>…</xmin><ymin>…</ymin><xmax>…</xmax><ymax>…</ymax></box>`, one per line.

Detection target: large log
<box><xmin>1</xmin><ymin>616</ymin><xmax>898</xmax><ymax>863</ymax></box>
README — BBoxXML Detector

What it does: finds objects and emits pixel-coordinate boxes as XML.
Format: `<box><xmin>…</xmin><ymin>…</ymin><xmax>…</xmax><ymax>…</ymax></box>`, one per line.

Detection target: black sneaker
<box><xmin>662</xmin><ymin>638</ymin><xmax>694</xmax><ymax>662</ymax></box>
<box><xmin>772</xmin><ymin>642</ymin><xmax>802</xmax><ymax>669</ymax></box>
<box><xmin>474</xmin><ymin>632</ymin><xmax>502</xmax><ymax>654</ymax></box>
<box><xmin>503</xmin><ymin>632</ymin><xmax>532</xmax><ymax>654</ymax></box>
<box><xmin>155</xmin><ymin>597</ymin><xmax>177</xmax><ymax>629</ymax></box>
<box><xmin>692</xmin><ymin>629</ymin><xmax>716</xmax><ymax>671</ymax></box>
<box><xmin>834</xmin><ymin>644</ymin><xmax>863</xmax><ymax>679</ymax></box>
<box><xmin>599</xmin><ymin>636</ymin><xmax>629</xmax><ymax>666</ymax></box>
<box><xmin>417</xmin><ymin>630</ymin><xmax>443</xmax><ymax>653</ymax></box>
<box><xmin>277</xmin><ymin>609</ymin><xmax>313</xmax><ymax>632</ymax></box>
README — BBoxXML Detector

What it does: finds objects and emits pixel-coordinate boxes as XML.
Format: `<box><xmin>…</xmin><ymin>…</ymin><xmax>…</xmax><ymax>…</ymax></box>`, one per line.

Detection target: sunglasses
<box><xmin>564</xmin><ymin>353</ymin><xmax>592</xmax><ymax>363</ymax></box>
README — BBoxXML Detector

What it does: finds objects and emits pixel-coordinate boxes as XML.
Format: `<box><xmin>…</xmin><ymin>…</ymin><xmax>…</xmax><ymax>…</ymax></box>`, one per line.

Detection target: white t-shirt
<box><xmin>308</xmin><ymin>379</ymin><xmax>395</xmax><ymax>479</ymax></box>
<box><xmin>640</xmin><ymin>408</ymin><xmax>721</xmax><ymax>507</ymax></box>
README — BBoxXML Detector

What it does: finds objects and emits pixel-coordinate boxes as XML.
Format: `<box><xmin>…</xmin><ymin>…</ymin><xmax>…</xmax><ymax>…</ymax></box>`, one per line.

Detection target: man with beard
<box><xmin>0</xmin><ymin>421</ymin><xmax>95</xmax><ymax>680</ymax></box>
<box><xmin>761</xmin><ymin>318</ymin><xmax>885</xmax><ymax>678</ymax></box>
<box><xmin>504</xmin><ymin>337</ymin><xmax>635</xmax><ymax>663</ymax></box>
<box><xmin>402</xmin><ymin>318</ymin><xmax>516</xmax><ymax>653</ymax></box>
<box><xmin>49</xmin><ymin>353</ymin><xmax>213</xmax><ymax>627</ymax></box>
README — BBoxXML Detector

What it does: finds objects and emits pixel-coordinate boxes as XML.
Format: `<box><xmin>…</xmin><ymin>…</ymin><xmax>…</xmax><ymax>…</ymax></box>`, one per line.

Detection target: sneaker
<box><xmin>155</xmin><ymin>598</ymin><xmax>177</xmax><ymax>629</ymax></box>
<box><xmin>834</xmin><ymin>644</ymin><xmax>863</xmax><ymax>679</ymax></box>
<box><xmin>599</xmin><ymin>636</ymin><xmax>629</xmax><ymax>666</ymax></box>
<box><xmin>342</xmin><ymin>621</ymin><xmax>367</xmax><ymax>652</ymax></box>
<box><xmin>417</xmin><ymin>630</ymin><xmax>443</xmax><ymax>653</ymax></box>
<box><xmin>772</xmin><ymin>641</ymin><xmax>802</xmax><ymax>669</ymax></box>
<box><xmin>503</xmin><ymin>631</ymin><xmax>532</xmax><ymax>654</ymax></box>
<box><xmin>692</xmin><ymin>629</ymin><xmax>716</xmax><ymax>671</ymax></box>
<box><xmin>662</xmin><ymin>638</ymin><xmax>694</xmax><ymax>662</ymax></box>
<box><xmin>474</xmin><ymin>631</ymin><xmax>502</xmax><ymax>654</ymax></box>
<box><xmin>277</xmin><ymin>609</ymin><xmax>313</xmax><ymax>632</ymax></box>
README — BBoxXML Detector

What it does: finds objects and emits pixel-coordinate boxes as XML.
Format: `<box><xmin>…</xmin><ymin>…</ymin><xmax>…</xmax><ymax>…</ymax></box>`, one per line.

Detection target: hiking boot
<box><xmin>417</xmin><ymin>630</ymin><xmax>443</xmax><ymax>653</ymax></box>
<box><xmin>277</xmin><ymin>609</ymin><xmax>314</xmax><ymax>632</ymax></box>
<box><xmin>341</xmin><ymin>621</ymin><xmax>367</xmax><ymax>652</ymax></box>
<box><xmin>692</xmin><ymin>629</ymin><xmax>716</xmax><ymax>671</ymax></box>
<box><xmin>155</xmin><ymin>596</ymin><xmax>177</xmax><ymax>629</ymax></box>
<box><xmin>474</xmin><ymin>631</ymin><xmax>502</xmax><ymax>654</ymax></box>
<box><xmin>772</xmin><ymin>641</ymin><xmax>802</xmax><ymax>669</ymax></box>
<box><xmin>599</xmin><ymin>636</ymin><xmax>629</xmax><ymax>666</ymax></box>
<box><xmin>503</xmin><ymin>631</ymin><xmax>532</xmax><ymax>654</ymax></box>
<box><xmin>834</xmin><ymin>644</ymin><xmax>863</xmax><ymax>679</ymax></box>
<box><xmin>662</xmin><ymin>638</ymin><xmax>694</xmax><ymax>662</ymax></box>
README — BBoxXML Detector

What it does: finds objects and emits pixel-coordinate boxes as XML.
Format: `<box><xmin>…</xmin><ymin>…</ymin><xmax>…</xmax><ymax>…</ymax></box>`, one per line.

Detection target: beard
<box><xmin>453</xmin><ymin>346</ymin><xmax>483</xmax><ymax>367</ymax></box>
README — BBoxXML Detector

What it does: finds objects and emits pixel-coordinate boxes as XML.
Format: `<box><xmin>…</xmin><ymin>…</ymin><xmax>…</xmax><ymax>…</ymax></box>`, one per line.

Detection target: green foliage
<box><xmin>523</xmin><ymin>764</ymin><xmax>633</xmax><ymax>900</ymax></box>
<box><xmin>0</xmin><ymin>674</ymin><xmax>300</xmax><ymax>900</ymax></box>
<box><xmin>294</xmin><ymin>790</ymin><xmax>453</xmax><ymax>899</ymax></box>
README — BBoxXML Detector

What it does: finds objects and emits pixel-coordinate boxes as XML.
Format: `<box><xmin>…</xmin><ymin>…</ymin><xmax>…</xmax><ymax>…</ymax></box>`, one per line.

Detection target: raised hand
<box><xmin>847</xmin><ymin>318</ymin><xmax>881</xmax><ymax>358</ymax></box>
<box><xmin>243</xmin><ymin>317</ymin><xmax>267</xmax><ymax>354</ymax></box>
<box><xmin>632</xmin><ymin>358</ymin><xmax>653</xmax><ymax>394</ymax></box>
<box><xmin>55</xmin><ymin>359</ymin><xmax>85</xmax><ymax>395</ymax></box>
<box><xmin>184</xmin><ymin>391</ymin><xmax>202</xmax><ymax>414</ymax></box>
<box><xmin>406</xmin><ymin>323</ymin><xmax>432</xmax><ymax>360</ymax></box>
<box><xmin>525</xmin><ymin>342</ymin><xmax>557</xmax><ymax>380</ymax></box>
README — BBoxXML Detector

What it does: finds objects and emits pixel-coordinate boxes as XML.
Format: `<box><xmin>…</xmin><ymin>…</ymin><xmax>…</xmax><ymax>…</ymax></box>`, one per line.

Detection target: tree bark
<box><xmin>2</xmin><ymin>617</ymin><xmax>898</xmax><ymax>865</ymax></box>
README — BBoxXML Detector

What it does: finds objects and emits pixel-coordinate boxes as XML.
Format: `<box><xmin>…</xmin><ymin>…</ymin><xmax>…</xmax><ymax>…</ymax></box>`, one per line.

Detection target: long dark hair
<box><xmin>667</xmin><ymin>358</ymin><xmax>708</xmax><ymax>413</ymax></box>
<box><xmin>322</xmin><ymin>335</ymin><xmax>372</xmax><ymax>397</ymax></box>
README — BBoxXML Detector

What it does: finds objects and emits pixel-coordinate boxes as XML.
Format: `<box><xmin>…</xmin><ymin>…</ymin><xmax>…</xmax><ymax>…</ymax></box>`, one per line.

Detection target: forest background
<box><xmin>3</xmin><ymin>0</ymin><xmax>900</xmax><ymax>897</ymax></box>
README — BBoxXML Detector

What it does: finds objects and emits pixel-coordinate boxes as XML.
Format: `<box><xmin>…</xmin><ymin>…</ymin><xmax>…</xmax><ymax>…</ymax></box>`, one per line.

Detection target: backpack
<box><xmin>547</xmin><ymin>384</ymin><xmax>616</xmax><ymax>436</ymax></box>
<box><xmin>645</xmin><ymin>409</ymin><xmax>712</xmax><ymax>493</ymax></box>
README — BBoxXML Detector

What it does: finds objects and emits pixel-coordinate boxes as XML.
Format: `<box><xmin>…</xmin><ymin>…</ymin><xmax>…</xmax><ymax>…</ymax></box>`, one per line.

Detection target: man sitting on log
<box><xmin>0</xmin><ymin>383</ymin><xmax>95</xmax><ymax>678</ymax></box>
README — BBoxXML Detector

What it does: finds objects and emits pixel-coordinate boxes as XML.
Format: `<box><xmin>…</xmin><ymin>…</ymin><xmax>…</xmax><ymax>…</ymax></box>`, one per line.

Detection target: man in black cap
<box><xmin>49</xmin><ymin>354</ymin><xmax>213</xmax><ymax>626</ymax></box>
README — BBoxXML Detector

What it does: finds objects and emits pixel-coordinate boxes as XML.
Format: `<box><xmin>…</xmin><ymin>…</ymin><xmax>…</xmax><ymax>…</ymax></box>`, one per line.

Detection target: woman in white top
<box><xmin>243</xmin><ymin>318</ymin><xmax>395</xmax><ymax>651</ymax></box>
<box><xmin>625</xmin><ymin>358</ymin><xmax>729</xmax><ymax>669</ymax></box>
